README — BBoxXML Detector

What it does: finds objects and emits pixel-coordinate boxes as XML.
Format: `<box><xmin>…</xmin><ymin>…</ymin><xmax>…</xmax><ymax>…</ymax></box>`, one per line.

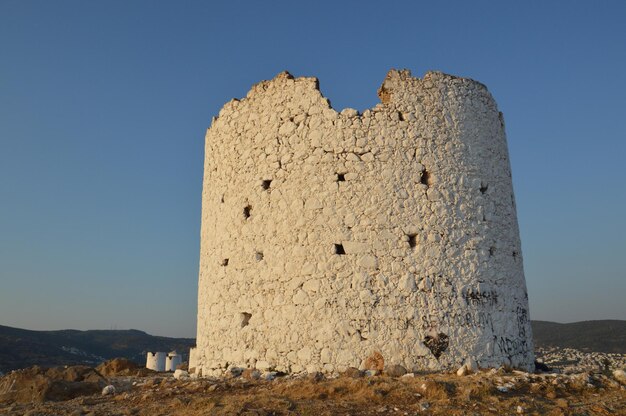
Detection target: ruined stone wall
<box><xmin>191</xmin><ymin>69</ymin><xmax>534</xmax><ymax>376</ymax></box>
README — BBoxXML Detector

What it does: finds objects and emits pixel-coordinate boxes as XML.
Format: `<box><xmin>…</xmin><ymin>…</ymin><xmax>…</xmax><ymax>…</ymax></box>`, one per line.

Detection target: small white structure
<box><xmin>165</xmin><ymin>351</ymin><xmax>182</xmax><ymax>372</ymax></box>
<box><xmin>146</xmin><ymin>351</ymin><xmax>166</xmax><ymax>372</ymax></box>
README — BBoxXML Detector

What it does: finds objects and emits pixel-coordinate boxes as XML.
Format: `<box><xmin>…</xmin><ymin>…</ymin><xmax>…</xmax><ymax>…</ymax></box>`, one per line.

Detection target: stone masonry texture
<box><xmin>190</xmin><ymin>69</ymin><xmax>535</xmax><ymax>376</ymax></box>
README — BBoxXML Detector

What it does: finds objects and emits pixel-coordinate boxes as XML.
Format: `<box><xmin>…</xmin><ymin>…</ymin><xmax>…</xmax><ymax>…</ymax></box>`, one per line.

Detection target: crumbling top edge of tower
<box><xmin>211</xmin><ymin>69</ymin><xmax>492</xmax><ymax>125</ymax></box>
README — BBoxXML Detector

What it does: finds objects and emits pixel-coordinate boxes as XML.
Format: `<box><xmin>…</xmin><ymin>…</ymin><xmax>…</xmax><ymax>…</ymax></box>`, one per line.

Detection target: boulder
<box><xmin>242</xmin><ymin>368</ymin><xmax>261</xmax><ymax>380</ymax></box>
<box><xmin>173</xmin><ymin>369</ymin><xmax>189</xmax><ymax>380</ymax></box>
<box><xmin>96</xmin><ymin>358</ymin><xmax>150</xmax><ymax>377</ymax></box>
<box><xmin>0</xmin><ymin>365</ymin><xmax>107</xmax><ymax>404</ymax></box>
<box><xmin>385</xmin><ymin>364</ymin><xmax>407</xmax><ymax>377</ymax></box>
<box><xmin>341</xmin><ymin>367</ymin><xmax>364</xmax><ymax>378</ymax></box>
<box><xmin>364</xmin><ymin>351</ymin><xmax>385</xmax><ymax>372</ymax></box>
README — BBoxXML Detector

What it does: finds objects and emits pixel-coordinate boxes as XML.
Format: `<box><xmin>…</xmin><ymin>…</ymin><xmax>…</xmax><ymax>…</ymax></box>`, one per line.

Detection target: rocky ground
<box><xmin>1</xmin><ymin>350</ymin><xmax>625</xmax><ymax>416</ymax></box>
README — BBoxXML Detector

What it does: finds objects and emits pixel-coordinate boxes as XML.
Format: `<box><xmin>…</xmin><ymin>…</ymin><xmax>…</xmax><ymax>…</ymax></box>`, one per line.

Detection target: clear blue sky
<box><xmin>1</xmin><ymin>1</ymin><xmax>624</xmax><ymax>338</ymax></box>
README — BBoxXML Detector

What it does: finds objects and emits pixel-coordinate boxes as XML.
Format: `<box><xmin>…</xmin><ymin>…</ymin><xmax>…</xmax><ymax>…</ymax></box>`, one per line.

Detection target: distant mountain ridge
<box><xmin>1</xmin><ymin>320</ymin><xmax>624</xmax><ymax>373</ymax></box>
<box><xmin>0</xmin><ymin>325</ymin><xmax>194</xmax><ymax>373</ymax></box>
<box><xmin>531</xmin><ymin>319</ymin><xmax>626</xmax><ymax>354</ymax></box>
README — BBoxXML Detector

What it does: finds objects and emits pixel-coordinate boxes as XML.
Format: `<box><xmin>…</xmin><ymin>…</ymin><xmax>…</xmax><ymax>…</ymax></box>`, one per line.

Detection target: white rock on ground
<box><xmin>173</xmin><ymin>369</ymin><xmax>189</xmax><ymax>380</ymax></box>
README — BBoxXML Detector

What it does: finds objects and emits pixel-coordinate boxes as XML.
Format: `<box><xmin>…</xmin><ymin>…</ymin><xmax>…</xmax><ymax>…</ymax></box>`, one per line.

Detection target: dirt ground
<box><xmin>1</xmin><ymin>368</ymin><xmax>625</xmax><ymax>416</ymax></box>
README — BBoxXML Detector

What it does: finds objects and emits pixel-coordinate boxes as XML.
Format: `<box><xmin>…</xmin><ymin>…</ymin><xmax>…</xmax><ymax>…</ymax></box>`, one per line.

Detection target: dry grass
<box><xmin>2</xmin><ymin>371</ymin><xmax>625</xmax><ymax>416</ymax></box>
<box><xmin>458</xmin><ymin>379</ymin><xmax>497</xmax><ymax>401</ymax></box>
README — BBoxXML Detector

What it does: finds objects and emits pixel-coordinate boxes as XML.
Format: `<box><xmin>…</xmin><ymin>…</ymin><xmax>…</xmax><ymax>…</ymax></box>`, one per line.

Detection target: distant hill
<box><xmin>0</xmin><ymin>325</ymin><xmax>195</xmax><ymax>373</ymax></box>
<box><xmin>531</xmin><ymin>320</ymin><xmax>626</xmax><ymax>353</ymax></box>
<box><xmin>1</xmin><ymin>320</ymin><xmax>624</xmax><ymax>373</ymax></box>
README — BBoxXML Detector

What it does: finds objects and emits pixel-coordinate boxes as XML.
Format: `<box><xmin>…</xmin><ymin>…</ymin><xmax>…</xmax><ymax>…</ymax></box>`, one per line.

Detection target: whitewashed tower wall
<box><xmin>191</xmin><ymin>69</ymin><xmax>534</xmax><ymax>375</ymax></box>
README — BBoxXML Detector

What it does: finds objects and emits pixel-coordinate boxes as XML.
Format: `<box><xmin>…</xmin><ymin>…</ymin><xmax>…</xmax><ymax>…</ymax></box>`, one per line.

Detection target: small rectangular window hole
<box><xmin>407</xmin><ymin>234</ymin><xmax>417</xmax><ymax>249</ymax></box>
<box><xmin>334</xmin><ymin>243</ymin><xmax>346</xmax><ymax>255</ymax></box>
<box><xmin>240</xmin><ymin>312</ymin><xmax>252</xmax><ymax>328</ymax></box>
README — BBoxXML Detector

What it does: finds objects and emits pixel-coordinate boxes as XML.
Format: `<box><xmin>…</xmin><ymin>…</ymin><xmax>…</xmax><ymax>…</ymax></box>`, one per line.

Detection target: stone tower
<box><xmin>190</xmin><ymin>69</ymin><xmax>534</xmax><ymax>376</ymax></box>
